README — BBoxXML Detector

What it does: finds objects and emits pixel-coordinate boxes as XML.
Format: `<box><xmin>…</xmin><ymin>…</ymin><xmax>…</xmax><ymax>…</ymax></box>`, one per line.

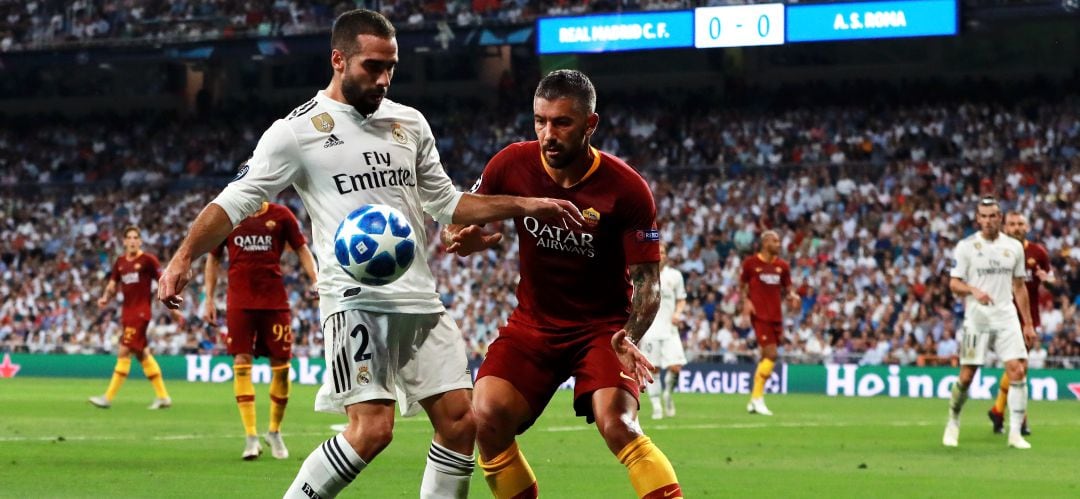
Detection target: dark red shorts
<box><xmin>226</xmin><ymin>309</ymin><xmax>292</xmax><ymax>359</ymax></box>
<box><xmin>752</xmin><ymin>317</ymin><xmax>783</xmax><ymax>347</ymax></box>
<box><xmin>476</xmin><ymin>321</ymin><xmax>639</xmax><ymax>433</ymax></box>
<box><xmin>120</xmin><ymin>319</ymin><xmax>150</xmax><ymax>351</ymax></box>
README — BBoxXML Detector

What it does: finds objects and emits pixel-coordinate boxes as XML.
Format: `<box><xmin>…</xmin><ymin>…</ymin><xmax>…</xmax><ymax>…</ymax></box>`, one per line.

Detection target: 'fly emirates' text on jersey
<box><xmin>950</xmin><ymin>231</ymin><xmax>1026</xmax><ymax>312</ymax></box>
<box><xmin>473</xmin><ymin>141</ymin><xmax>660</xmax><ymax>332</ymax></box>
<box><xmin>212</xmin><ymin>91</ymin><xmax>463</xmax><ymax>318</ymax></box>
<box><xmin>216</xmin><ymin>202</ymin><xmax>307</xmax><ymax>310</ymax></box>
<box><xmin>642</xmin><ymin>266</ymin><xmax>686</xmax><ymax>341</ymax></box>
<box><xmin>111</xmin><ymin>251</ymin><xmax>161</xmax><ymax>322</ymax></box>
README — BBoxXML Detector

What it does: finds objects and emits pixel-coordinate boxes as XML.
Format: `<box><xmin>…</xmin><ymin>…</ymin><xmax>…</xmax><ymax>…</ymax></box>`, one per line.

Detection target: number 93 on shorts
<box><xmin>314</xmin><ymin>309</ymin><xmax>473</xmax><ymax>417</ymax></box>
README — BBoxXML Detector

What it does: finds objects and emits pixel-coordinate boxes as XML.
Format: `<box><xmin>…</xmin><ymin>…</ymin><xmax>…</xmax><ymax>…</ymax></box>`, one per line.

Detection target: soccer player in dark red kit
<box><xmin>740</xmin><ymin>230</ymin><xmax>799</xmax><ymax>416</ymax></box>
<box><xmin>90</xmin><ymin>225</ymin><xmax>180</xmax><ymax>409</ymax></box>
<box><xmin>987</xmin><ymin>211</ymin><xmax>1054</xmax><ymax>435</ymax></box>
<box><xmin>204</xmin><ymin>201</ymin><xmax>318</xmax><ymax>460</ymax></box>
<box><xmin>444</xmin><ymin>69</ymin><xmax>682</xmax><ymax>499</ymax></box>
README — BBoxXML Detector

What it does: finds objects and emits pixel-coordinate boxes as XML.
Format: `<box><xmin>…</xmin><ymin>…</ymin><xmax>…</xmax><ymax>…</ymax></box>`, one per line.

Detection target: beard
<box><xmin>341</xmin><ymin>74</ymin><xmax>386</xmax><ymax>116</ymax></box>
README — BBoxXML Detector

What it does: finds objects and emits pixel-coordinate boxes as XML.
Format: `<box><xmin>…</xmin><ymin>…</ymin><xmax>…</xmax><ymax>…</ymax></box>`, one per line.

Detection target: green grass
<box><xmin>1</xmin><ymin>377</ymin><xmax>1078</xmax><ymax>498</ymax></box>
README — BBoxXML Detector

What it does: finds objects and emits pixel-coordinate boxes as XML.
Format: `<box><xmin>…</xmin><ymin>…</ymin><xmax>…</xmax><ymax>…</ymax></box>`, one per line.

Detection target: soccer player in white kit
<box><xmin>639</xmin><ymin>244</ymin><xmax>687</xmax><ymax>420</ymax></box>
<box><xmin>157</xmin><ymin>10</ymin><xmax>583</xmax><ymax>499</ymax></box>
<box><xmin>944</xmin><ymin>197</ymin><xmax>1037</xmax><ymax>449</ymax></box>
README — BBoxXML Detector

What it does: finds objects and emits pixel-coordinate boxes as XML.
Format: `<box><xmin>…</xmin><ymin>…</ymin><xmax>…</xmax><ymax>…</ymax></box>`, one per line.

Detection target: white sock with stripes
<box><xmin>420</xmin><ymin>441</ymin><xmax>475</xmax><ymax>499</ymax></box>
<box><xmin>284</xmin><ymin>434</ymin><xmax>366</xmax><ymax>499</ymax></box>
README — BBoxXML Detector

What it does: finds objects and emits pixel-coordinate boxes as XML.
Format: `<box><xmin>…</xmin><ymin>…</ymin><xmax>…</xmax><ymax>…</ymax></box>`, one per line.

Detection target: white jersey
<box><xmin>213</xmin><ymin>91</ymin><xmax>462</xmax><ymax>318</ymax></box>
<box><xmin>950</xmin><ymin>231</ymin><xmax>1025</xmax><ymax>312</ymax></box>
<box><xmin>642</xmin><ymin>266</ymin><xmax>686</xmax><ymax>342</ymax></box>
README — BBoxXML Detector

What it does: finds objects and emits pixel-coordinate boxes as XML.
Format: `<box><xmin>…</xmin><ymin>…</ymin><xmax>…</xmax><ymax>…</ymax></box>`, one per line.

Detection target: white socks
<box><xmin>284</xmin><ymin>434</ymin><xmax>367</xmax><ymax>499</ymax></box>
<box><xmin>646</xmin><ymin>374</ymin><xmax>663</xmax><ymax>411</ymax></box>
<box><xmin>1007</xmin><ymin>380</ymin><xmax>1028</xmax><ymax>435</ymax></box>
<box><xmin>662</xmin><ymin>370</ymin><xmax>677</xmax><ymax>410</ymax></box>
<box><xmin>421</xmin><ymin>441</ymin><xmax>475</xmax><ymax>499</ymax></box>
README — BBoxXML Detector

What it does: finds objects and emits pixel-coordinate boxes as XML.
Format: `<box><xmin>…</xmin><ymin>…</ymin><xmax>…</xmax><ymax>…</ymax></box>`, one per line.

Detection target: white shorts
<box><xmin>640</xmin><ymin>334</ymin><xmax>687</xmax><ymax>369</ymax></box>
<box><xmin>315</xmin><ymin>309</ymin><xmax>472</xmax><ymax>417</ymax></box>
<box><xmin>959</xmin><ymin>305</ymin><xmax>1028</xmax><ymax>366</ymax></box>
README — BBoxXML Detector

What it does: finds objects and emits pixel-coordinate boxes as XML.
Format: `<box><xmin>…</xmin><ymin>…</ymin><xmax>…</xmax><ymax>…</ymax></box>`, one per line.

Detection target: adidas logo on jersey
<box><xmin>324</xmin><ymin>134</ymin><xmax>344</xmax><ymax>148</ymax></box>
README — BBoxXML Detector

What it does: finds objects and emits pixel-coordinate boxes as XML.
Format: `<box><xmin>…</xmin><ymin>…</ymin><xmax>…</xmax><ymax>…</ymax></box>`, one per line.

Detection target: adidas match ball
<box><xmin>333</xmin><ymin>204</ymin><xmax>416</xmax><ymax>286</ymax></box>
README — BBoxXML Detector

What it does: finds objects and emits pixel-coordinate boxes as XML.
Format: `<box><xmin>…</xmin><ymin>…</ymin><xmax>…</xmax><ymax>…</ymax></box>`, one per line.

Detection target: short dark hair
<box><xmin>535</xmin><ymin>69</ymin><xmax>596</xmax><ymax>114</ymax></box>
<box><xmin>331</xmin><ymin>9</ymin><xmax>396</xmax><ymax>57</ymax></box>
<box><xmin>123</xmin><ymin>225</ymin><xmax>140</xmax><ymax>238</ymax></box>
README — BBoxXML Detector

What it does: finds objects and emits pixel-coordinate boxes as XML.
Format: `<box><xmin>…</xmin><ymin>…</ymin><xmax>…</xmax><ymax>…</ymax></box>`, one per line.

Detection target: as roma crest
<box><xmin>582</xmin><ymin>207</ymin><xmax>600</xmax><ymax>227</ymax></box>
<box><xmin>265</xmin><ymin>220</ymin><xmax>277</xmax><ymax>230</ymax></box>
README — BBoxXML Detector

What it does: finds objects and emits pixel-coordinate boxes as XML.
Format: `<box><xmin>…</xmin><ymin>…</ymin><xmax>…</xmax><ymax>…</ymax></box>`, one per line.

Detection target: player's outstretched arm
<box><xmin>295</xmin><ymin>244</ymin><xmax>319</xmax><ymax>296</ymax></box>
<box><xmin>451</xmin><ymin>193</ymin><xmax>584</xmax><ymax>227</ymax></box>
<box><xmin>159</xmin><ymin>203</ymin><xmax>235</xmax><ymax>309</ymax></box>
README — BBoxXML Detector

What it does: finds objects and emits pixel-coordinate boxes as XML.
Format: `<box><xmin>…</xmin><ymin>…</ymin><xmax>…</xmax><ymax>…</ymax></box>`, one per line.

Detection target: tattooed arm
<box><xmin>625</xmin><ymin>262</ymin><xmax>661</xmax><ymax>344</ymax></box>
<box><xmin>612</xmin><ymin>261</ymin><xmax>661</xmax><ymax>389</ymax></box>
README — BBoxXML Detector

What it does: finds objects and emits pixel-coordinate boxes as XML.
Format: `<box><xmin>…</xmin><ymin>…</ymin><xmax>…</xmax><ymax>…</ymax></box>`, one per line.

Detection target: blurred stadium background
<box><xmin>2</xmin><ymin>0</ymin><xmax>1080</xmax><ymax>497</ymax></box>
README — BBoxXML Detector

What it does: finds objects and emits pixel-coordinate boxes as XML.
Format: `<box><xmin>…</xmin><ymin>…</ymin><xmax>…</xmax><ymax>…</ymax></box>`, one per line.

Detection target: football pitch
<box><xmin>1</xmin><ymin>377</ymin><xmax>1077</xmax><ymax>498</ymax></box>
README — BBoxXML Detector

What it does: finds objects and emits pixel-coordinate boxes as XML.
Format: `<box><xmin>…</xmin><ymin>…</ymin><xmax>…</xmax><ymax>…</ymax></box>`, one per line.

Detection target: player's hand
<box><xmin>611</xmin><ymin>330</ymin><xmax>655</xmax><ymax>391</ymax></box>
<box><xmin>742</xmin><ymin>300</ymin><xmax>755</xmax><ymax>318</ymax></box>
<box><xmin>97</xmin><ymin>296</ymin><xmax>108</xmax><ymax>309</ymax></box>
<box><xmin>787</xmin><ymin>292</ymin><xmax>801</xmax><ymax>309</ymax></box>
<box><xmin>445</xmin><ymin>225</ymin><xmax>503</xmax><ymax>257</ymax></box>
<box><xmin>171</xmin><ymin>309</ymin><xmax>186</xmax><ymax>327</ymax></box>
<box><xmin>307</xmin><ymin>283</ymin><xmax>320</xmax><ymax>301</ymax></box>
<box><xmin>971</xmin><ymin>288</ymin><xmax>993</xmax><ymax>305</ymax></box>
<box><xmin>158</xmin><ymin>256</ymin><xmax>193</xmax><ymax>310</ymax></box>
<box><xmin>1022</xmin><ymin>324</ymin><xmax>1037</xmax><ymax>349</ymax></box>
<box><xmin>1035</xmin><ymin>268</ymin><xmax>1053</xmax><ymax>283</ymax></box>
<box><xmin>525</xmin><ymin>198</ymin><xmax>585</xmax><ymax>228</ymax></box>
<box><xmin>202</xmin><ymin>301</ymin><xmax>217</xmax><ymax>324</ymax></box>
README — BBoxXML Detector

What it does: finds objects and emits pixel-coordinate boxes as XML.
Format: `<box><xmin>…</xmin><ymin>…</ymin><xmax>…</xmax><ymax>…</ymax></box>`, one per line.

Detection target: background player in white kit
<box><xmin>944</xmin><ymin>197</ymin><xmax>1037</xmax><ymax>449</ymax></box>
<box><xmin>157</xmin><ymin>9</ymin><xmax>583</xmax><ymax>499</ymax></box>
<box><xmin>640</xmin><ymin>244</ymin><xmax>687</xmax><ymax>420</ymax></box>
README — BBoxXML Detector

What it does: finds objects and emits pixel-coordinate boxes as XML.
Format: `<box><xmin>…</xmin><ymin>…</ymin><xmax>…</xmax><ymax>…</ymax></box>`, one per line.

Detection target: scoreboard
<box><xmin>536</xmin><ymin>0</ymin><xmax>959</xmax><ymax>54</ymax></box>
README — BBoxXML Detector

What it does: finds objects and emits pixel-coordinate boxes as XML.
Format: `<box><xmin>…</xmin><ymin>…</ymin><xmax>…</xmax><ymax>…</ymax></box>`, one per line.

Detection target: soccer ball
<box><xmin>333</xmin><ymin>204</ymin><xmax>416</xmax><ymax>286</ymax></box>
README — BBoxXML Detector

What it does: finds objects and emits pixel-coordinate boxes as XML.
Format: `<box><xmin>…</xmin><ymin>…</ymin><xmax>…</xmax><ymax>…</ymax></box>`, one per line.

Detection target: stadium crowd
<box><xmin>3</xmin><ymin>95</ymin><xmax>1080</xmax><ymax>368</ymax></box>
<box><xmin>1</xmin><ymin>0</ymin><xmax>748</xmax><ymax>52</ymax></box>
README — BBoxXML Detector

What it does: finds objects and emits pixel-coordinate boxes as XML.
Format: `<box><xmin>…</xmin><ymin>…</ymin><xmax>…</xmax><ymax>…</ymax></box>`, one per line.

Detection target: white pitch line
<box><xmin>2</xmin><ymin>419</ymin><xmax>1068</xmax><ymax>443</ymax></box>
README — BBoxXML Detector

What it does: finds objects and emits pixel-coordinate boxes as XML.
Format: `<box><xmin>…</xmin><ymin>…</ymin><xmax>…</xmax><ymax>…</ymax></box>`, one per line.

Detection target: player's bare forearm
<box><xmin>203</xmin><ymin>252</ymin><xmax>220</xmax><ymax>298</ymax></box>
<box><xmin>173</xmin><ymin>204</ymin><xmax>235</xmax><ymax>265</ymax></box>
<box><xmin>160</xmin><ymin>203</ymin><xmax>235</xmax><ymax>308</ymax></box>
<box><xmin>452</xmin><ymin>193</ymin><xmax>583</xmax><ymax>226</ymax></box>
<box><xmin>949</xmin><ymin>277</ymin><xmax>971</xmax><ymax>297</ymax></box>
<box><xmin>296</xmin><ymin>244</ymin><xmax>319</xmax><ymax>284</ymax></box>
<box><xmin>1013</xmin><ymin>278</ymin><xmax>1033</xmax><ymax>327</ymax></box>
<box><xmin>624</xmin><ymin>262</ymin><xmax>660</xmax><ymax>344</ymax></box>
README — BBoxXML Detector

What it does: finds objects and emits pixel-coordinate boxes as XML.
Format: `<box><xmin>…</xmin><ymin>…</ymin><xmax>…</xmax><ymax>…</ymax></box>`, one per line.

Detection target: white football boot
<box><xmin>943</xmin><ymin>420</ymin><xmax>960</xmax><ymax>447</ymax></box>
<box><xmin>265</xmin><ymin>431</ymin><xmax>290</xmax><ymax>459</ymax></box>
<box><xmin>148</xmin><ymin>397</ymin><xmax>172</xmax><ymax>410</ymax></box>
<box><xmin>746</xmin><ymin>398</ymin><xmax>773</xmax><ymax>416</ymax></box>
<box><xmin>88</xmin><ymin>395</ymin><xmax>111</xmax><ymax>409</ymax></box>
<box><xmin>243</xmin><ymin>435</ymin><xmax>263</xmax><ymax>460</ymax></box>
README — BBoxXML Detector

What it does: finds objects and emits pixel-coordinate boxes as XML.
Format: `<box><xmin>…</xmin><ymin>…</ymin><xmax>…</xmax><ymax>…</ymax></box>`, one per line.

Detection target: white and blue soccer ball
<box><xmin>333</xmin><ymin>204</ymin><xmax>416</xmax><ymax>286</ymax></box>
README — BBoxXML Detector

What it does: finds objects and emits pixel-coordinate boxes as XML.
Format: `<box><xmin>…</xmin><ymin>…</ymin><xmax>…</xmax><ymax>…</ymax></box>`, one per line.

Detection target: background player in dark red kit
<box><xmin>987</xmin><ymin>211</ymin><xmax>1055</xmax><ymax>435</ymax></box>
<box><xmin>444</xmin><ymin>70</ymin><xmax>682</xmax><ymax>499</ymax></box>
<box><xmin>90</xmin><ymin>225</ymin><xmax>180</xmax><ymax>409</ymax></box>
<box><xmin>203</xmin><ymin>201</ymin><xmax>318</xmax><ymax>460</ymax></box>
<box><xmin>740</xmin><ymin>230</ymin><xmax>800</xmax><ymax>416</ymax></box>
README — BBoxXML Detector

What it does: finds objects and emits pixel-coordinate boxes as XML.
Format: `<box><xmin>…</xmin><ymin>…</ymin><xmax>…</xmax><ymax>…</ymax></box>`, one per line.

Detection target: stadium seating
<box><xmin>2</xmin><ymin>95</ymin><xmax>1079</xmax><ymax>368</ymax></box>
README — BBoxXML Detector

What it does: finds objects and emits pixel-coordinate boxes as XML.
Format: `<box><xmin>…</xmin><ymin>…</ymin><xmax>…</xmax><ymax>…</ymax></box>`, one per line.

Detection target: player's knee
<box><xmin>344</xmin><ymin>418</ymin><xmax>394</xmax><ymax>457</ymax></box>
<box><xmin>595</xmin><ymin>411</ymin><xmax>640</xmax><ymax>453</ymax></box>
<box><xmin>438</xmin><ymin>407</ymin><xmax>477</xmax><ymax>450</ymax></box>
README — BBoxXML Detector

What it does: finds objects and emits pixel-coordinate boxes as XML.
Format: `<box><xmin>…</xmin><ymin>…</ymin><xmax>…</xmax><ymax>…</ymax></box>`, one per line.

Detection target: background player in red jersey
<box><xmin>444</xmin><ymin>70</ymin><xmax>682</xmax><ymax>499</ymax></box>
<box><xmin>203</xmin><ymin>201</ymin><xmax>318</xmax><ymax>460</ymax></box>
<box><xmin>988</xmin><ymin>211</ymin><xmax>1055</xmax><ymax>435</ymax></box>
<box><xmin>90</xmin><ymin>225</ymin><xmax>180</xmax><ymax>409</ymax></box>
<box><xmin>740</xmin><ymin>230</ymin><xmax>800</xmax><ymax>416</ymax></box>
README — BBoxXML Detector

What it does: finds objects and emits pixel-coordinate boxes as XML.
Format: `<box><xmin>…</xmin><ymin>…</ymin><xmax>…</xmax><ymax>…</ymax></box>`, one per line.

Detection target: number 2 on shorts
<box><xmin>350</xmin><ymin>324</ymin><xmax>371</xmax><ymax>362</ymax></box>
